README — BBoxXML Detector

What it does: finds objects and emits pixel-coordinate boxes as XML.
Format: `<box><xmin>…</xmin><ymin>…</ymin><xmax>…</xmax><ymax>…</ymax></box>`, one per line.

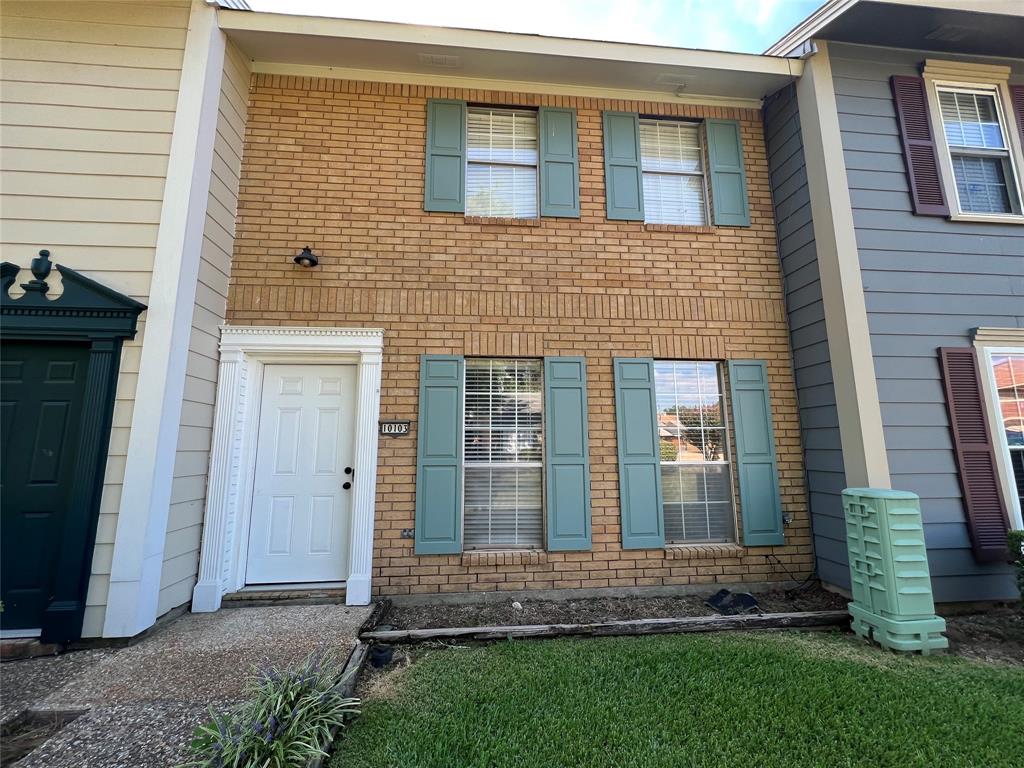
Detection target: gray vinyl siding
<box><xmin>764</xmin><ymin>84</ymin><xmax>851</xmax><ymax>591</ymax></box>
<box><xmin>830</xmin><ymin>42</ymin><xmax>1022</xmax><ymax>602</ymax></box>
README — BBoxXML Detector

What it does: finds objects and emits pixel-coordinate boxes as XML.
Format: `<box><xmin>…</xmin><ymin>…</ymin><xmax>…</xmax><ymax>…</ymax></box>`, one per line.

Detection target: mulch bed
<box><xmin>944</xmin><ymin>609</ymin><xmax>1024</xmax><ymax>666</ymax></box>
<box><xmin>379</xmin><ymin>583</ymin><xmax>847</xmax><ymax>631</ymax></box>
<box><xmin>371</xmin><ymin>585</ymin><xmax>1023</xmax><ymax>665</ymax></box>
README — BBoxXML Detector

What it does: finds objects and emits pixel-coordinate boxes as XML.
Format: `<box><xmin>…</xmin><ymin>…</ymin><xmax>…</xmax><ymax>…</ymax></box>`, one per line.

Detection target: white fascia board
<box><xmin>218</xmin><ymin>10</ymin><xmax>800</xmax><ymax>78</ymax></box>
<box><xmin>765</xmin><ymin>0</ymin><xmax>857</xmax><ymax>56</ymax></box>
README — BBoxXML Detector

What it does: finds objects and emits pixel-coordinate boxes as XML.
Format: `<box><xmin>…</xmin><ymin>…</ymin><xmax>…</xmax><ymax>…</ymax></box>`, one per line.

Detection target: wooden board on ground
<box><xmin>360</xmin><ymin>610</ymin><xmax>851</xmax><ymax>643</ymax></box>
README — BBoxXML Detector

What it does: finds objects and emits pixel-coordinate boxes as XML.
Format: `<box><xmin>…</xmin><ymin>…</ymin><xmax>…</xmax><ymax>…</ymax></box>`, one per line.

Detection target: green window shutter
<box><xmin>538</xmin><ymin>107</ymin><xmax>580</xmax><ymax>218</ymax></box>
<box><xmin>424</xmin><ymin>99</ymin><xmax>466</xmax><ymax>212</ymax></box>
<box><xmin>544</xmin><ymin>357</ymin><xmax>591</xmax><ymax>550</ymax></box>
<box><xmin>415</xmin><ymin>355</ymin><xmax>464</xmax><ymax>554</ymax></box>
<box><xmin>602</xmin><ymin>111</ymin><xmax>644</xmax><ymax>221</ymax></box>
<box><xmin>727</xmin><ymin>360</ymin><xmax>784</xmax><ymax>546</ymax></box>
<box><xmin>613</xmin><ymin>358</ymin><xmax>665</xmax><ymax>549</ymax></box>
<box><xmin>706</xmin><ymin>119</ymin><xmax>750</xmax><ymax>227</ymax></box>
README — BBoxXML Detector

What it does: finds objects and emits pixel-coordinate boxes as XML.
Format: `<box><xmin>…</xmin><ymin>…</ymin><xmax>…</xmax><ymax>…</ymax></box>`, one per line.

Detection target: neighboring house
<box><xmin>1</xmin><ymin>0</ymin><xmax>251</xmax><ymax>641</ymax></box>
<box><xmin>2</xmin><ymin>0</ymin><xmax>1017</xmax><ymax>646</ymax></box>
<box><xmin>763</xmin><ymin>0</ymin><xmax>1024</xmax><ymax>602</ymax></box>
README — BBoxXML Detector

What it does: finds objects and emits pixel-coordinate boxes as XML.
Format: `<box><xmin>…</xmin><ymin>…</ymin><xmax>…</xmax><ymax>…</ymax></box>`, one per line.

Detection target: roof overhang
<box><xmin>218</xmin><ymin>11</ymin><xmax>802</xmax><ymax>108</ymax></box>
<box><xmin>767</xmin><ymin>0</ymin><xmax>1024</xmax><ymax>58</ymax></box>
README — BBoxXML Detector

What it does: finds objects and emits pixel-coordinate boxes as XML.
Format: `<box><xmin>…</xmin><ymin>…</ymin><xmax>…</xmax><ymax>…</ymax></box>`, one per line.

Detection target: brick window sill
<box><xmin>643</xmin><ymin>223</ymin><xmax>716</xmax><ymax>234</ymax></box>
<box><xmin>464</xmin><ymin>216</ymin><xmax>542</xmax><ymax>227</ymax></box>
<box><xmin>462</xmin><ymin>550</ymin><xmax>548</xmax><ymax>566</ymax></box>
<box><xmin>665</xmin><ymin>543</ymin><xmax>744</xmax><ymax>560</ymax></box>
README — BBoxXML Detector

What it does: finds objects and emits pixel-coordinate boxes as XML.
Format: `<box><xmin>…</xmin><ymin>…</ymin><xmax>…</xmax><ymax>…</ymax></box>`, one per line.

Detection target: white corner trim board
<box><xmin>794</xmin><ymin>40</ymin><xmax>890</xmax><ymax>489</ymax></box>
<box><xmin>104</xmin><ymin>0</ymin><xmax>227</xmax><ymax>639</ymax></box>
<box><xmin>192</xmin><ymin>326</ymin><xmax>385</xmax><ymax>612</ymax></box>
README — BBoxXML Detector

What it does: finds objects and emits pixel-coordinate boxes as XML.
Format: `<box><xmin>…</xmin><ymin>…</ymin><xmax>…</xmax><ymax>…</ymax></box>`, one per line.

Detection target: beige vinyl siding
<box><xmin>158</xmin><ymin>40</ymin><xmax>251</xmax><ymax>615</ymax></box>
<box><xmin>0</xmin><ymin>0</ymin><xmax>190</xmax><ymax>636</ymax></box>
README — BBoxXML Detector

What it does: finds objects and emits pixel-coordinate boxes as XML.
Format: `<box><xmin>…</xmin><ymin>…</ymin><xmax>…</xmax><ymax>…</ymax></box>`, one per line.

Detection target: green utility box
<box><xmin>842</xmin><ymin>488</ymin><xmax>948</xmax><ymax>654</ymax></box>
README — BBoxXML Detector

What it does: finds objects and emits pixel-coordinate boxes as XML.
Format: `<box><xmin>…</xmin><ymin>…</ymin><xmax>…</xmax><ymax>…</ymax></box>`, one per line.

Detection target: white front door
<box><xmin>245</xmin><ymin>364</ymin><xmax>356</xmax><ymax>584</ymax></box>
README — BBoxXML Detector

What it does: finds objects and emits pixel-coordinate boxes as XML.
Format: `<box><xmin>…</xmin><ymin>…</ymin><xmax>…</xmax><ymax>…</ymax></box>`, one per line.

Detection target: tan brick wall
<box><xmin>228</xmin><ymin>74</ymin><xmax>814</xmax><ymax>597</ymax></box>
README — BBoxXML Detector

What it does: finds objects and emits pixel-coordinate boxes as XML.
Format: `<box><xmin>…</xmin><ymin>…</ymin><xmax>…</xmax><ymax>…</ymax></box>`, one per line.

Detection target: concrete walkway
<box><xmin>2</xmin><ymin>604</ymin><xmax>370</xmax><ymax>767</ymax></box>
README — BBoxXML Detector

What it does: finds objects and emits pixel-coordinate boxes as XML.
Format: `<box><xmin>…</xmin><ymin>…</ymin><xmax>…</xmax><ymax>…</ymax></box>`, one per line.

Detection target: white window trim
<box><xmin>922</xmin><ymin>63</ymin><xmax>1024</xmax><ymax>225</ymax></box>
<box><xmin>191</xmin><ymin>326</ymin><xmax>384</xmax><ymax>612</ymax></box>
<box><xmin>465</xmin><ymin>106</ymin><xmax>540</xmax><ymax>220</ymax></box>
<box><xmin>639</xmin><ymin>117</ymin><xmax>711</xmax><ymax>226</ymax></box>
<box><xmin>974</xmin><ymin>336</ymin><xmax>1024</xmax><ymax>531</ymax></box>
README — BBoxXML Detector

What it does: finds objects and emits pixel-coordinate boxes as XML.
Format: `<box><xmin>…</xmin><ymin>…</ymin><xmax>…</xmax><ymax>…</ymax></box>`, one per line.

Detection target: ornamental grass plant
<box><xmin>186</xmin><ymin>651</ymin><xmax>359</xmax><ymax>768</ymax></box>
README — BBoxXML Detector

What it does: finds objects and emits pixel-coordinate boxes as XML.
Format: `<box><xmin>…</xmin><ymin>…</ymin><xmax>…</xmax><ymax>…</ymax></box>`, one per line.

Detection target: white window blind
<box><xmin>938</xmin><ymin>88</ymin><xmax>1020</xmax><ymax>215</ymax></box>
<box><xmin>466</xmin><ymin>107</ymin><xmax>538</xmax><ymax>219</ymax></box>
<box><xmin>640</xmin><ymin>119</ymin><xmax>708</xmax><ymax>225</ymax></box>
<box><xmin>654</xmin><ymin>361</ymin><xmax>735</xmax><ymax>543</ymax></box>
<box><xmin>463</xmin><ymin>358</ymin><xmax>543</xmax><ymax>549</ymax></box>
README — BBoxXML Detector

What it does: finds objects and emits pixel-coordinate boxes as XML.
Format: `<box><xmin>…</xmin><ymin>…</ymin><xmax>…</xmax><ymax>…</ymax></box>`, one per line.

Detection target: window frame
<box><xmin>652</xmin><ymin>359</ymin><xmax>739</xmax><ymax>545</ymax></box>
<box><xmin>464</xmin><ymin>105</ymin><xmax>540</xmax><ymax>220</ymax></box>
<box><xmin>976</xmin><ymin>343</ymin><xmax>1024</xmax><ymax>531</ymax></box>
<box><xmin>638</xmin><ymin>117</ymin><xmax>712</xmax><ymax>227</ymax></box>
<box><xmin>460</xmin><ymin>356</ymin><xmax>547</xmax><ymax>551</ymax></box>
<box><xmin>923</xmin><ymin>66</ymin><xmax>1024</xmax><ymax>224</ymax></box>
<box><xmin>933</xmin><ymin>83</ymin><xmax>1022</xmax><ymax>217</ymax></box>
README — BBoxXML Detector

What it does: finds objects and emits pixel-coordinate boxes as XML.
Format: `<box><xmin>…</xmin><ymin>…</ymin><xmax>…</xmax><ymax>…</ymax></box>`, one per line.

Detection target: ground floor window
<box><xmin>463</xmin><ymin>358</ymin><xmax>544</xmax><ymax>549</ymax></box>
<box><xmin>654</xmin><ymin>361</ymin><xmax>735</xmax><ymax>543</ymax></box>
<box><xmin>990</xmin><ymin>352</ymin><xmax>1024</xmax><ymax>512</ymax></box>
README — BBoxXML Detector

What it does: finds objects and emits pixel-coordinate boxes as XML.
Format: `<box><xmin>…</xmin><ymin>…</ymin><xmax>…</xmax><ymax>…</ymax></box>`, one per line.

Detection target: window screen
<box><xmin>938</xmin><ymin>88</ymin><xmax>1021</xmax><ymax>215</ymax></box>
<box><xmin>466</xmin><ymin>107</ymin><xmax>538</xmax><ymax>219</ymax></box>
<box><xmin>654</xmin><ymin>361</ymin><xmax>735</xmax><ymax>543</ymax></box>
<box><xmin>463</xmin><ymin>358</ymin><xmax>543</xmax><ymax>549</ymax></box>
<box><xmin>640</xmin><ymin>119</ymin><xmax>708</xmax><ymax>225</ymax></box>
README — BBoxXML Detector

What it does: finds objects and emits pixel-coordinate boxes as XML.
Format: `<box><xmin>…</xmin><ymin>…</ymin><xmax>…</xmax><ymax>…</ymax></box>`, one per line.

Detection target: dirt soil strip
<box><xmin>381</xmin><ymin>584</ymin><xmax>848</xmax><ymax>630</ymax></box>
<box><xmin>360</xmin><ymin>610</ymin><xmax>851</xmax><ymax>644</ymax></box>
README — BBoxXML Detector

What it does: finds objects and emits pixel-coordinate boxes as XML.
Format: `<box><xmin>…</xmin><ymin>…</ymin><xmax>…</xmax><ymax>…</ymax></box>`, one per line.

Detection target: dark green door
<box><xmin>1</xmin><ymin>341</ymin><xmax>91</xmax><ymax>632</ymax></box>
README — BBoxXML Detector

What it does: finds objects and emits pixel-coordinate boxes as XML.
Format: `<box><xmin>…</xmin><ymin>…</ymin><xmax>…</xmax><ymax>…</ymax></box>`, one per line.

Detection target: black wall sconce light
<box><xmin>293</xmin><ymin>246</ymin><xmax>319</xmax><ymax>268</ymax></box>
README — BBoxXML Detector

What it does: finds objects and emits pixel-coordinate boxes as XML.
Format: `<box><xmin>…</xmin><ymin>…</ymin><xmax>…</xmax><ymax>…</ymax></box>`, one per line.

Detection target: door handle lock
<box><xmin>343</xmin><ymin>466</ymin><xmax>353</xmax><ymax>491</ymax></box>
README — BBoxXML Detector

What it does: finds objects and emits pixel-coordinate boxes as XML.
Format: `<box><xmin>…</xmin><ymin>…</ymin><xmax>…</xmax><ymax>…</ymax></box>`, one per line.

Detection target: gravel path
<box><xmin>2</xmin><ymin>649</ymin><xmax>114</xmax><ymax>726</ymax></box>
<box><xmin>3</xmin><ymin>604</ymin><xmax>370</xmax><ymax>767</ymax></box>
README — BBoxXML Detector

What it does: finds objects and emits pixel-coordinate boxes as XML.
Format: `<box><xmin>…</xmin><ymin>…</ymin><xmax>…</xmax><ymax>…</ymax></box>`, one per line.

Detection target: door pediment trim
<box><xmin>192</xmin><ymin>326</ymin><xmax>384</xmax><ymax>613</ymax></box>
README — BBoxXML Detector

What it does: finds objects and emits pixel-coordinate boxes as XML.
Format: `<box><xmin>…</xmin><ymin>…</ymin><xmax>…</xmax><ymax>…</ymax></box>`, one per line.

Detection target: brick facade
<box><xmin>226</xmin><ymin>73</ymin><xmax>815</xmax><ymax>597</ymax></box>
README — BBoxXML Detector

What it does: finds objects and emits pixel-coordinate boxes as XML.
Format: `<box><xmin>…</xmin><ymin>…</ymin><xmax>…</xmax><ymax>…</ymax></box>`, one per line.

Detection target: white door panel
<box><xmin>246</xmin><ymin>364</ymin><xmax>356</xmax><ymax>584</ymax></box>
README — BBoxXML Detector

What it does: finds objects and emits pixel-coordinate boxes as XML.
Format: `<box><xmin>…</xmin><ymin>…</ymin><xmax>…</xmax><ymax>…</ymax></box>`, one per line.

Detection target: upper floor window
<box><xmin>639</xmin><ymin>119</ymin><xmax>709</xmax><ymax>226</ymax></box>
<box><xmin>466</xmin><ymin>107</ymin><xmax>538</xmax><ymax>219</ymax></box>
<box><xmin>937</xmin><ymin>86</ymin><xmax>1022</xmax><ymax>216</ymax></box>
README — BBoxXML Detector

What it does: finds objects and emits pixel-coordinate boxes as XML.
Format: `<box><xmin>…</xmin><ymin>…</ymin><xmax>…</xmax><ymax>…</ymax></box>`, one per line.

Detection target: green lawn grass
<box><xmin>330</xmin><ymin>631</ymin><xmax>1023</xmax><ymax>768</ymax></box>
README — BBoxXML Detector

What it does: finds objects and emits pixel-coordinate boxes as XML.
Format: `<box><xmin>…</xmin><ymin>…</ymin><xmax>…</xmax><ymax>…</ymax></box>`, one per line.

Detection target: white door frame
<box><xmin>192</xmin><ymin>326</ymin><xmax>383</xmax><ymax>612</ymax></box>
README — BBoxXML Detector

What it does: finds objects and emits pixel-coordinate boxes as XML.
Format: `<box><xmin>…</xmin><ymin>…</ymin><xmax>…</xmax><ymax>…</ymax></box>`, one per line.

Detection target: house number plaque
<box><xmin>379</xmin><ymin>420</ymin><xmax>411</xmax><ymax>436</ymax></box>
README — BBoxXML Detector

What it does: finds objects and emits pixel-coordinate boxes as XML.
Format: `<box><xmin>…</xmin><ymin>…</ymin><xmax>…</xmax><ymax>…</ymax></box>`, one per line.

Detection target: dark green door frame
<box><xmin>1</xmin><ymin>252</ymin><xmax>145</xmax><ymax>643</ymax></box>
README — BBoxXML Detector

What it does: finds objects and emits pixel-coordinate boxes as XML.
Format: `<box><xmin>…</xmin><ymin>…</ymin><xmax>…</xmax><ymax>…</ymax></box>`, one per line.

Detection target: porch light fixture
<box><xmin>293</xmin><ymin>246</ymin><xmax>318</xmax><ymax>268</ymax></box>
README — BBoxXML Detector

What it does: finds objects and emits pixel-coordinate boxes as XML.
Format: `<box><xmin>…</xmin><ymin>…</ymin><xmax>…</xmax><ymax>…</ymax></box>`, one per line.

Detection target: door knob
<box><xmin>343</xmin><ymin>482</ymin><xmax>352</xmax><ymax>490</ymax></box>
<box><xmin>344</xmin><ymin>466</ymin><xmax>353</xmax><ymax>475</ymax></box>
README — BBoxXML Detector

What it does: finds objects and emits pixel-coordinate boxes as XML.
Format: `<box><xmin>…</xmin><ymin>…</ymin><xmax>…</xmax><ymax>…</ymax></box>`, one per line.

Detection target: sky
<box><xmin>245</xmin><ymin>0</ymin><xmax>827</xmax><ymax>54</ymax></box>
